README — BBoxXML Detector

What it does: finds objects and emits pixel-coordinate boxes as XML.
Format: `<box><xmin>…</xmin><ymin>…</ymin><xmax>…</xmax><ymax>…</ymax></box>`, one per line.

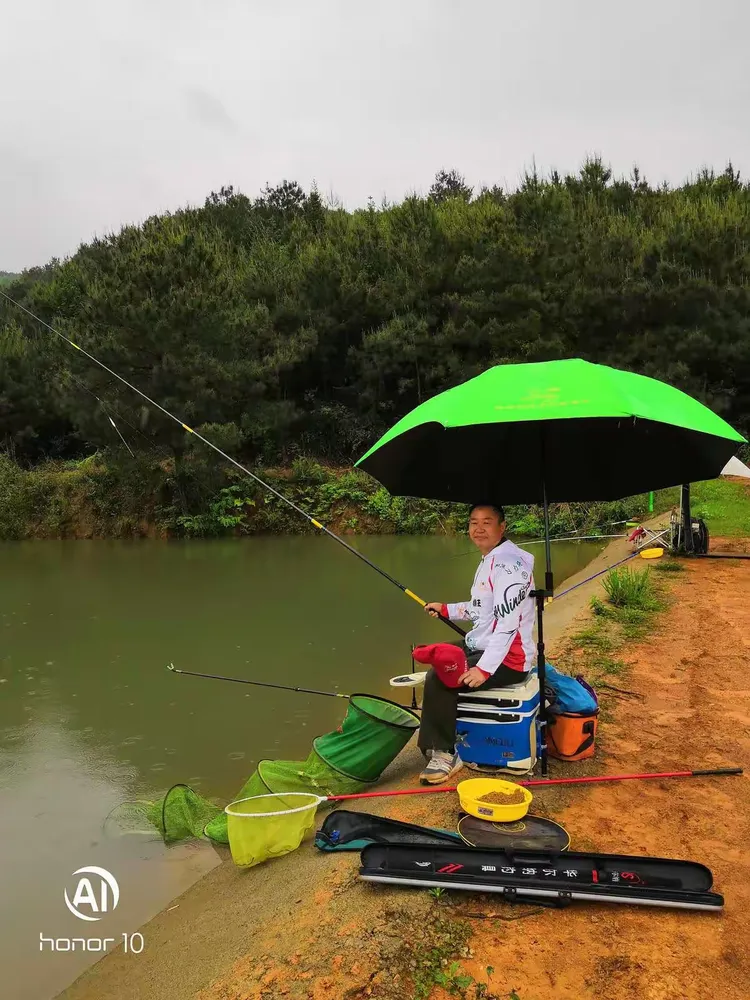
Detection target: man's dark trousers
<box><xmin>417</xmin><ymin>643</ymin><xmax>530</xmax><ymax>755</ymax></box>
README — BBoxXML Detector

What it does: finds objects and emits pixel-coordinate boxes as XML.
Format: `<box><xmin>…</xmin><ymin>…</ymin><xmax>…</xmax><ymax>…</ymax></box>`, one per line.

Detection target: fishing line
<box><xmin>1</xmin><ymin>290</ymin><xmax>464</xmax><ymax>636</ymax></box>
<box><xmin>4</xmin><ymin>306</ymin><xmax>138</xmax><ymax>455</ymax></box>
<box><xmin>62</xmin><ymin>369</ymin><xmax>136</xmax><ymax>457</ymax></box>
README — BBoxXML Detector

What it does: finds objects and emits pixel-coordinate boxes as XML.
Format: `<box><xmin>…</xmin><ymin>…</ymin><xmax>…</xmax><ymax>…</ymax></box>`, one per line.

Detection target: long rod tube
<box><xmin>1</xmin><ymin>290</ymin><xmax>464</xmax><ymax>637</ymax></box>
<box><xmin>328</xmin><ymin>767</ymin><xmax>743</xmax><ymax>800</ymax></box>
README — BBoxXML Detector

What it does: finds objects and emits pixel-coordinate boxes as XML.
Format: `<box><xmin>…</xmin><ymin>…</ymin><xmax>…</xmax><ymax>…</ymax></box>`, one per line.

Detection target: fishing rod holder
<box><xmin>528</xmin><ymin>587</ymin><xmax>551</xmax><ymax>777</ymax></box>
<box><xmin>408</xmin><ymin>645</ymin><xmax>420</xmax><ymax>710</ymax></box>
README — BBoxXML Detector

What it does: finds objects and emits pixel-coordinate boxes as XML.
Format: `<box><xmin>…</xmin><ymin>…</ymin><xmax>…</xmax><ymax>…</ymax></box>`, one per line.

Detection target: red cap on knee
<box><xmin>412</xmin><ymin>643</ymin><xmax>468</xmax><ymax>688</ymax></box>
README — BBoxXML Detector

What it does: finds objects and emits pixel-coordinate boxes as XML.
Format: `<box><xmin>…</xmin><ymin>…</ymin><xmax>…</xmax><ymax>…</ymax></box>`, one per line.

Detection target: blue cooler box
<box><xmin>456</xmin><ymin>673</ymin><xmax>541</xmax><ymax>769</ymax></box>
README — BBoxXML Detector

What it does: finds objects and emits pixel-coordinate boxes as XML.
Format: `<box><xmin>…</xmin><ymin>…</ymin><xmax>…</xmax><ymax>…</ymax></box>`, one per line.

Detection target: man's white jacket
<box><xmin>444</xmin><ymin>538</ymin><xmax>535</xmax><ymax>676</ymax></box>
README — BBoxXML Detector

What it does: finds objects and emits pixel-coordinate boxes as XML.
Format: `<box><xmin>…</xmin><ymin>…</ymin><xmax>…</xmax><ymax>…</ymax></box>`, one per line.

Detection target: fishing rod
<box><xmin>551</xmin><ymin>551</ymin><xmax>637</xmax><ymax>600</ymax></box>
<box><xmin>524</xmin><ymin>533</ymin><xmax>628</xmax><ymax>545</ymax></box>
<box><xmin>1</xmin><ymin>290</ymin><xmax>464</xmax><ymax>637</ymax></box>
<box><xmin>549</xmin><ymin>548</ymin><xmax>667</xmax><ymax>602</ymax></box>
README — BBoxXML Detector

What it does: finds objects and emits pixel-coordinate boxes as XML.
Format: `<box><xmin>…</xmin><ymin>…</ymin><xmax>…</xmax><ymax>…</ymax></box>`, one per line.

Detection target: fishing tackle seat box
<box><xmin>456</xmin><ymin>672</ymin><xmax>540</xmax><ymax>768</ymax></box>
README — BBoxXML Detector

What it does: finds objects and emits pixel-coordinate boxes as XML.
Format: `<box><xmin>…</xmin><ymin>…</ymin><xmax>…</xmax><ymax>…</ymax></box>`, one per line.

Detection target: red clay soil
<box><xmin>197</xmin><ymin>550</ymin><xmax>750</xmax><ymax>1000</ymax></box>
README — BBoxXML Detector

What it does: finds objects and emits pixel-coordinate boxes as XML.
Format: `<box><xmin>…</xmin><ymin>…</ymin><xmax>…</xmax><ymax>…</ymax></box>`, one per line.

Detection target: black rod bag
<box><xmin>315</xmin><ymin>809</ymin><xmax>463</xmax><ymax>851</ymax></box>
<box><xmin>359</xmin><ymin>845</ymin><xmax>723</xmax><ymax>911</ymax></box>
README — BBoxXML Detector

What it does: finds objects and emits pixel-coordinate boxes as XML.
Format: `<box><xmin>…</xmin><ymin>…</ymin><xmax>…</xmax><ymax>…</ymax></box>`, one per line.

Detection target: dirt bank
<box><xmin>60</xmin><ymin>533</ymin><xmax>750</xmax><ymax>1000</ymax></box>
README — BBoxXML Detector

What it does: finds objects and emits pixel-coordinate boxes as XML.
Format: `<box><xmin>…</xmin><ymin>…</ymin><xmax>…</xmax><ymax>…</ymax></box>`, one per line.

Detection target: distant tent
<box><xmin>721</xmin><ymin>456</ymin><xmax>750</xmax><ymax>479</ymax></box>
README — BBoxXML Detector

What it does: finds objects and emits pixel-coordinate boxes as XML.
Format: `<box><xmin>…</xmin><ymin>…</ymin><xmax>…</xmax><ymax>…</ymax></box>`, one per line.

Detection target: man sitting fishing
<box><xmin>416</xmin><ymin>503</ymin><xmax>534</xmax><ymax>784</ymax></box>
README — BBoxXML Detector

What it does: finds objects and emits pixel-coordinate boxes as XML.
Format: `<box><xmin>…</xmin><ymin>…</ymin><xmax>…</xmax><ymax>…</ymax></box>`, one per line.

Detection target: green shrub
<box><xmin>177</xmin><ymin>485</ymin><xmax>254</xmax><ymax>536</ymax></box>
<box><xmin>290</xmin><ymin>457</ymin><xmax>331</xmax><ymax>484</ymax></box>
<box><xmin>602</xmin><ymin>567</ymin><xmax>658</xmax><ymax>609</ymax></box>
<box><xmin>0</xmin><ymin>454</ymin><xmax>31</xmax><ymax>538</ymax></box>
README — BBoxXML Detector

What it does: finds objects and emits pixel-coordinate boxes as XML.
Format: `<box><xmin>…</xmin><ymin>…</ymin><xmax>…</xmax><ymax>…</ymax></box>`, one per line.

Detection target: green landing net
<box><xmin>106</xmin><ymin>695</ymin><xmax>420</xmax><ymax>848</ymax></box>
<box><xmin>313</xmin><ymin>694</ymin><xmax>422</xmax><ymax>781</ymax></box>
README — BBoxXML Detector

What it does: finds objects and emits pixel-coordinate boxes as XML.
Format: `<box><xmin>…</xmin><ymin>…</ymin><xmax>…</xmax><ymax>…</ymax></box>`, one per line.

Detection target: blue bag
<box><xmin>544</xmin><ymin>663</ymin><xmax>598</xmax><ymax>716</ymax></box>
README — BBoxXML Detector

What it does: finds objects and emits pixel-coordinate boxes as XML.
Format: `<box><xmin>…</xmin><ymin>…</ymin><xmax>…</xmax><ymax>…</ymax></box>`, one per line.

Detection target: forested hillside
<box><xmin>1</xmin><ymin>159</ymin><xmax>748</xmax><ymax>537</ymax></box>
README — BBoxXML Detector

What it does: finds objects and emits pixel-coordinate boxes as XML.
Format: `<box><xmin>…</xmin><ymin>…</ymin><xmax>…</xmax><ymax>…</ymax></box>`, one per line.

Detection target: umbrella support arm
<box><xmin>680</xmin><ymin>483</ymin><xmax>694</xmax><ymax>554</ymax></box>
<box><xmin>531</xmin><ymin>589</ymin><xmax>550</xmax><ymax>777</ymax></box>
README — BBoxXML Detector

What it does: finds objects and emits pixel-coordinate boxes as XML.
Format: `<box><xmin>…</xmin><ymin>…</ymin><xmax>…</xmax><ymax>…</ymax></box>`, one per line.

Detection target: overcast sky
<box><xmin>1</xmin><ymin>0</ymin><xmax>748</xmax><ymax>271</ymax></box>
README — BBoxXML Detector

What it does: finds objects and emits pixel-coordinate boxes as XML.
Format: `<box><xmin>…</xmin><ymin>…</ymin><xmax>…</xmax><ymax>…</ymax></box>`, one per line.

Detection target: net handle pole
<box><xmin>166</xmin><ymin>663</ymin><xmax>348</xmax><ymax>699</ymax></box>
<box><xmin>327</xmin><ymin>767</ymin><xmax>743</xmax><ymax>800</ymax></box>
<box><xmin>521</xmin><ymin>767</ymin><xmax>743</xmax><ymax>787</ymax></box>
<box><xmin>167</xmin><ymin>665</ymin><xmax>420</xmax><ymax>710</ymax></box>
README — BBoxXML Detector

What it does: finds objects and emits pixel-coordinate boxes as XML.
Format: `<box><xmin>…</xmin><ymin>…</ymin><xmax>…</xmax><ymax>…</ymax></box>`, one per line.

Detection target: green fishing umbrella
<box><xmin>356</xmin><ymin>358</ymin><xmax>745</xmax><ymax>775</ymax></box>
<box><xmin>357</xmin><ymin>359</ymin><xmax>745</xmax><ymax>505</ymax></box>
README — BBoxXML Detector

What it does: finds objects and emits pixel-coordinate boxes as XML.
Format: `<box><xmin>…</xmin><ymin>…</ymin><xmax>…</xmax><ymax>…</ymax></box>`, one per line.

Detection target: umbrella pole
<box><xmin>534</xmin><ymin>589</ymin><xmax>548</xmax><ymax>777</ymax></box>
<box><xmin>543</xmin><ymin>487</ymin><xmax>554</xmax><ymax>595</ymax></box>
<box><xmin>534</xmin><ymin>483</ymin><xmax>553</xmax><ymax>777</ymax></box>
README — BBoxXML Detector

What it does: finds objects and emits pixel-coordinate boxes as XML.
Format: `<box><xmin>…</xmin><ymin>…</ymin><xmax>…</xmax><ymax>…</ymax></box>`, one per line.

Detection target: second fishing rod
<box><xmin>2</xmin><ymin>290</ymin><xmax>464</xmax><ymax>638</ymax></box>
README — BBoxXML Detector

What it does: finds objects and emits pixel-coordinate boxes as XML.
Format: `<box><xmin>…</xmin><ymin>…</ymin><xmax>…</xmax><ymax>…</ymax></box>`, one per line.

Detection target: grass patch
<box><xmin>602</xmin><ymin>566</ymin><xmax>661</xmax><ymax>609</ymax></box>
<box><xmin>653</xmin><ymin>559</ymin><xmax>686</xmax><ymax>573</ymax></box>
<box><xmin>556</xmin><ymin>566</ymin><xmax>668</xmax><ymax>690</ymax></box>
<box><xmin>376</xmin><ymin>910</ymin><xmax>519</xmax><ymax>1000</ymax></box>
<box><xmin>688</xmin><ymin>478</ymin><xmax>750</xmax><ymax>537</ymax></box>
<box><xmin>594</xmin><ymin>653</ymin><xmax>628</xmax><ymax>674</ymax></box>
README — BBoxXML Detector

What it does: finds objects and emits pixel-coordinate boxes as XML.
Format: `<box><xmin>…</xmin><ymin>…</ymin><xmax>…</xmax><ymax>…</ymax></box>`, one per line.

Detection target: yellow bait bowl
<box><xmin>457</xmin><ymin>778</ymin><xmax>533</xmax><ymax>822</ymax></box>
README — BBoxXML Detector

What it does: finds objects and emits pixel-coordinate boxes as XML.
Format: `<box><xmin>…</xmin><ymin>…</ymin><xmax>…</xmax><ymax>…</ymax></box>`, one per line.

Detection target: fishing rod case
<box><xmin>315</xmin><ymin>810</ymin><xmax>463</xmax><ymax>851</ymax></box>
<box><xmin>359</xmin><ymin>845</ymin><xmax>723</xmax><ymax>912</ymax></box>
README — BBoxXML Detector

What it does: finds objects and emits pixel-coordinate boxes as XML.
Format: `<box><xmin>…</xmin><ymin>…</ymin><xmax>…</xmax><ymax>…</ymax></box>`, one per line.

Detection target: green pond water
<box><xmin>0</xmin><ymin>536</ymin><xmax>604</xmax><ymax>999</ymax></box>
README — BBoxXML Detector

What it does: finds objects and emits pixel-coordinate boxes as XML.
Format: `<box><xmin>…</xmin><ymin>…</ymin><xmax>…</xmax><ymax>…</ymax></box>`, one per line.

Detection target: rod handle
<box><xmin>691</xmin><ymin>767</ymin><xmax>743</xmax><ymax>776</ymax></box>
<box><xmin>421</xmin><ymin>599</ymin><xmax>467</xmax><ymax>637</ymax></box>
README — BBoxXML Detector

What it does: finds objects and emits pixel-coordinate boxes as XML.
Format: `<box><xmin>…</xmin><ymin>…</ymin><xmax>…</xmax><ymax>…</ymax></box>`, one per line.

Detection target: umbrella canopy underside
<box><xmin>358</xmin><ymin>417</ymin><xmax>741</xmax><ymax>505</ymax></box>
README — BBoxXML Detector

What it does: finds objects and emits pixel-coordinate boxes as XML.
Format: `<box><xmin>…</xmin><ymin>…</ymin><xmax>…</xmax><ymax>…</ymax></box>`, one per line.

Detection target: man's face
<box><xmin>468</xmin><ymin>507</ymin><xmax>506</xmax><ymax>554</ymax></box>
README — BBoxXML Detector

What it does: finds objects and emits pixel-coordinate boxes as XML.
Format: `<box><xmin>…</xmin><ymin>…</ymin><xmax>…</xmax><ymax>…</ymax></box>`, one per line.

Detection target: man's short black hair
<box><xmin>469</xmin><ymin>503</ymin><xmax>506</xmax><ymax>522</ymax></box>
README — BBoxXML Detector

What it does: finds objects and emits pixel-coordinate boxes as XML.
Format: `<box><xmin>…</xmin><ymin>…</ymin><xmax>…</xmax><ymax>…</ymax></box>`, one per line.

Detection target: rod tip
<box><xmin>166</xmin><ymin>662</ymin><xmax>176</xmax><ymax>672</ymax></box>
